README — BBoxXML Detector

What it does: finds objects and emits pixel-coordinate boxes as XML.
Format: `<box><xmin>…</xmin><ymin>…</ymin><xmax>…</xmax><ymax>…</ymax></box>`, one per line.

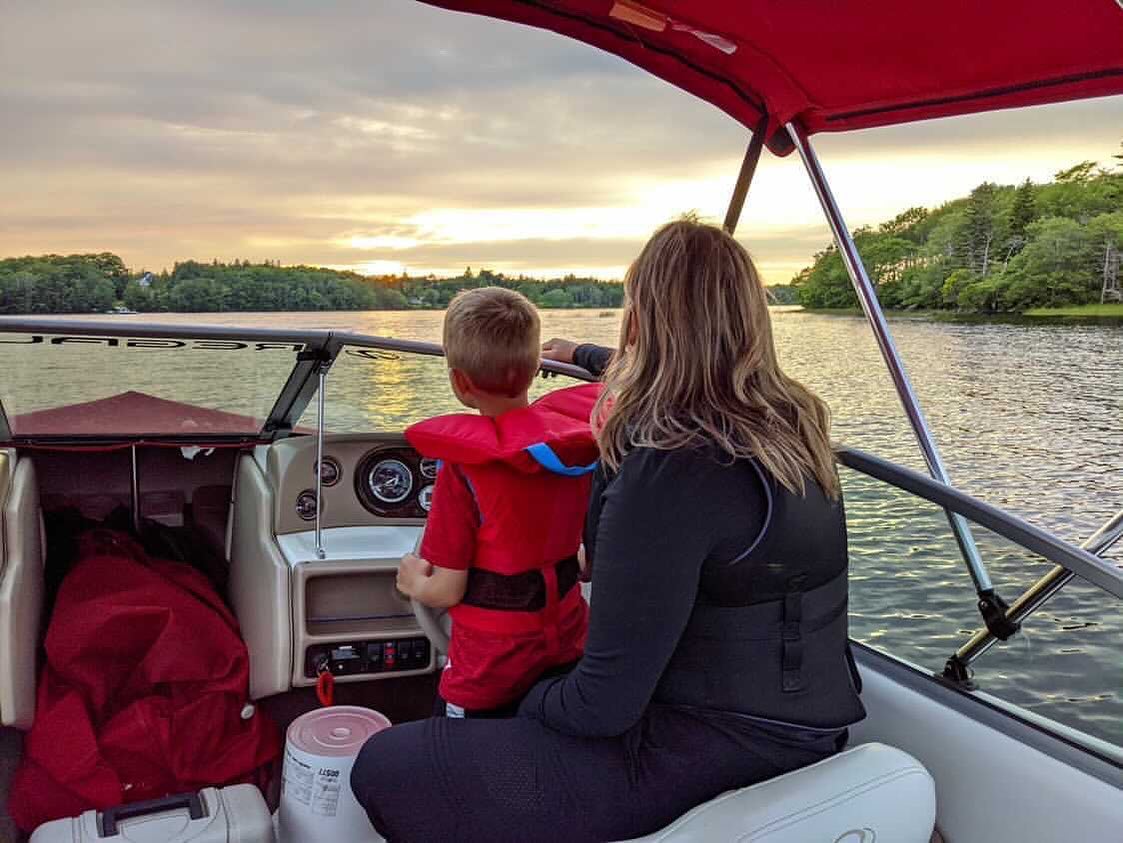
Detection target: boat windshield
<box><xmin>0</xmin><ymin>330</ymin><xmax>302</xmax><ymax>438</ymax></box>
<box><xmin>296</xmin><ymin>343</ymin><xmax>576</xmax><ymax>433</ymax></box>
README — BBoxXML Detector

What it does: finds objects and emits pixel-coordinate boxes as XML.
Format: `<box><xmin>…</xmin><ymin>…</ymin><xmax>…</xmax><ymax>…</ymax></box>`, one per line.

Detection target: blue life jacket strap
<box><xmin>525</xmin><ymin>443</ymin><xmax>598</xmax><ymax>477</ymax></box>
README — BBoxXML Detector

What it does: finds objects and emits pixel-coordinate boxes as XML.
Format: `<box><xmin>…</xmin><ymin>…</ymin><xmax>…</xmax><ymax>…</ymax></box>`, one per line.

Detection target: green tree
<box><xmin>1054</xmin><ymin>161</ymin><xmax>1097</xmax><ymax>184</ymax></box>
<box><xmin>1008</xmin><ymin>180</ymin><xmax>1037</xmax><ymax>240</ymax></box>
<box><xmin>1001</xmin><ymin>217</ymin><xmax>1099</xmax><ymax>309</ymax></box>
<box><xmin>957</xmin><ymin>183</ymin><xmax>1003</xmax><ymax>276</ymax></box>
<box><xmin>540</xmin><ymin>288</ymin><xmax>574</xmax><ymax>308</ymax></box>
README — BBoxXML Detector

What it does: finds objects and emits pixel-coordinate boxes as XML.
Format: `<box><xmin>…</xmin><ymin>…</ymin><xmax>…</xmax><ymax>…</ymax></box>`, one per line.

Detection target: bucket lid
<box><xmin>286</xmin><ymin>706</ymin><xmax>391</xmax><ymax>757</ymax></box>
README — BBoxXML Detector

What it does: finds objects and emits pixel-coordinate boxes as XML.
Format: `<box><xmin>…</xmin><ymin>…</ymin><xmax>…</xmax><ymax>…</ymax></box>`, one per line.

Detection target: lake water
<box><xmin>2</xmin><ymin>307</ymin><xmax>1121</xmax><ymax>746</ymax></box>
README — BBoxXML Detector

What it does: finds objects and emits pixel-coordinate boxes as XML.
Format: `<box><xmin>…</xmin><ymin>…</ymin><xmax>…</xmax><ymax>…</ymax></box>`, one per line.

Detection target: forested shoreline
<box><xmin>0</xmin><ymin>258</ymin><xmax>625</xmax><ymax>314</ymax></box>
<box><xmin>4</xmin><ymin>145</ymin><xmax>1118</xmax><ymax>316</ymax></box>
<box><xmin>793</xmin><ymin>146</ymin><xmax>1122</xmax><ymax>313</ymax></box>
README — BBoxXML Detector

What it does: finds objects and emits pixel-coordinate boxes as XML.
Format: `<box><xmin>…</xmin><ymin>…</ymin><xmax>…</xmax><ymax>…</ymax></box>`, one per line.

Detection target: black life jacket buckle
<box><xmin>781</xmin><ymin>575</ymin><xmax>807</xmax><ymax>693</ymax></box>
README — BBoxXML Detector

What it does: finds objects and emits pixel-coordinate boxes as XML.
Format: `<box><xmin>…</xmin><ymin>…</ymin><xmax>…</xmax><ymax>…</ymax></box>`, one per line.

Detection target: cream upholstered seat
<box><xmin>0</xmin><ymin>450</ymin><xmax>46</xmax><ymax>730</ymax></box>
<box><xmin>619</xmin><ymin>742</ymin><xmax>935</xmax><ymax>843</ymax></box>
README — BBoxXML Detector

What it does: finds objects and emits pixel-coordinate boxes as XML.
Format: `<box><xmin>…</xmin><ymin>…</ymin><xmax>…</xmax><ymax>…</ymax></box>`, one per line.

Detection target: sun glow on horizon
<box><xmin>1</xmin><ymin>0</ymin><xmax>1119</xmax><ymax>290</ymax></box>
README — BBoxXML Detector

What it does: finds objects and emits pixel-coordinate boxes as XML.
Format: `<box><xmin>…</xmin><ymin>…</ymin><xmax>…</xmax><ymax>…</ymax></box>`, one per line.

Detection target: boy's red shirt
<box><xmin>406</xmin><ymin>383</ymin><xmax>600</xmax><ymax>711</ymax></box>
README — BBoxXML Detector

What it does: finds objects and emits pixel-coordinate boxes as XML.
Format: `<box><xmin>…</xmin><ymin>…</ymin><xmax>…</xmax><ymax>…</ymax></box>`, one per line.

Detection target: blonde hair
<box><xmin>595</xmin><ymin>217</ymin><xmax>840</xmax><ymax>498</ymax></box>
<box><xmin>443</xmin><ymin>286</ymin><xmax>541</xmax><ymax>397</ymax></box>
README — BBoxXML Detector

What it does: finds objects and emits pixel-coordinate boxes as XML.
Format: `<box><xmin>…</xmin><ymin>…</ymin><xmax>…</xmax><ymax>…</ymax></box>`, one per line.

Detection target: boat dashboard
<box><xmin>230</xmin><ymin>433</ymin><xmax>439</xmax><ymax>699</ymax></box>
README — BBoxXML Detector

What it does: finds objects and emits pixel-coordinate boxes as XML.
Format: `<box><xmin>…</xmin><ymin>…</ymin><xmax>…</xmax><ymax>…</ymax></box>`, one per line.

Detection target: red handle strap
<box><xmin>315</xmin><ymin>670</ymin><xmax>335</xmax><ymax>707</ymax></box>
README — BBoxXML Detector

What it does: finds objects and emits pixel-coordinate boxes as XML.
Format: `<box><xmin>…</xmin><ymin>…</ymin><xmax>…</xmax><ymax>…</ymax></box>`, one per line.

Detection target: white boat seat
<box><xmin>0</xmin><ymin>451</ymin><xmax>46</xmax><ymax>729</ymax></box>
<box><xmin>619</xmin><ymin>742</ymin><xmax>935</xmax><ymax>842</ymax></box>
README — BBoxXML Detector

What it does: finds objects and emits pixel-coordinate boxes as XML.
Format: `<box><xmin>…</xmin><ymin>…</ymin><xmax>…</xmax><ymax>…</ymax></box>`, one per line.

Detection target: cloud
<box><xmin>1</xmin><ymin>1</ymin><xmax>1119</xmax><ymax>286</ymax></box>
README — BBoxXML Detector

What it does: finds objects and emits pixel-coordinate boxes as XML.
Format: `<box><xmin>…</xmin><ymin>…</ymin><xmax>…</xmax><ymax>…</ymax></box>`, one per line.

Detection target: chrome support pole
<box><xmin>130</xmin><ymin>444</ymin><xmax>140</xmax><ymax>534</ymax></box>
<box><xmin>949</xmin><ymin>507</ymin><xmax>1123</xmax><ymax>674</ymax></box>
<box><xmin>314</xmin><ymin>366</ymin><xmax>327</xmax><ymax>560</ymax></box>
<box><xmin>786</xmin><ymin>122</ymin><xmax>998</xmax><ymax>600</ymax></box>
<box><xmin>723</xmin><ymin>115</ymin><xmax>769</xmax><ymax>235</ymax></box>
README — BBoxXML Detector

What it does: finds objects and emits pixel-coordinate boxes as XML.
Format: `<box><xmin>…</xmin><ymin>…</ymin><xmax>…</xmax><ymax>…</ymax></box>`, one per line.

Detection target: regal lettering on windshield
<box><xmin>0</xmin><ymin>334</ymin><xmax>306</xmax><ymax>352</ymax></box>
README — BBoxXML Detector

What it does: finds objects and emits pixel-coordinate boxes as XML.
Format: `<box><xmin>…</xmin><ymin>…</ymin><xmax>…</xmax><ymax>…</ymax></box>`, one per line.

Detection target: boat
<box><xmin>2</xmin><ymin>2</ymin><xmax>1122</xmax><ymax>841</ymax></box>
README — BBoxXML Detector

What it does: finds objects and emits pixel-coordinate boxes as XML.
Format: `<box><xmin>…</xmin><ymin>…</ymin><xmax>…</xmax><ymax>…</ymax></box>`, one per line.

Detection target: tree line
<box><xmin>793</xmin><ymin>144</ymin><xmax>1123</xmax><ymax>312</ymax></box>
<box><xmin>0</xmin><ymin>257</ymin><xmax>626</xmax><ymax>313</ymax></box>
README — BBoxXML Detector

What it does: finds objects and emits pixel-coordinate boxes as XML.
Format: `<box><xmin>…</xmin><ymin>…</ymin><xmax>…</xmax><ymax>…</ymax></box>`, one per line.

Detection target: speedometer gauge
<box><xmin>367</xmin><ymin>459</ymin><xmax>413</xmax><ymax>504</ymax></box>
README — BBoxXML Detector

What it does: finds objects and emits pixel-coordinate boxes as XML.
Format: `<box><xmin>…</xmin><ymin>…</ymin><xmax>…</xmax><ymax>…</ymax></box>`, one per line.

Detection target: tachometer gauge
<box><xmin>418</xmin><ymin>484</ymin><xmax>435</xmax><ymax>512</ymax></box>
<box><xmin>315</xmin><ymin>456</ymin><xmax>341</xmax><ymax>487</ymax></box>
<box><xmin>419</xmin><ymin>457</ymin><xmax>439</xmax><ymax>480</ymax></box>
<box><xmin>367</xmin><ymin>459</ymin><xmax>413</xmax><ymax>504</ymax></box>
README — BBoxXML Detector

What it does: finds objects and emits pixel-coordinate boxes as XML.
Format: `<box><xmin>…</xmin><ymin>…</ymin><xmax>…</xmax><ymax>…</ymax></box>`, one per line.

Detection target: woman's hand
<box><xmin>396</xmin><ymin>552</ymin><xmax>432</xmax><ymax>599</ymax></box>
<box><xmin>541</xmin><ymin>338</ymin><xmax>579</xmax><ymax>364</ymax></box>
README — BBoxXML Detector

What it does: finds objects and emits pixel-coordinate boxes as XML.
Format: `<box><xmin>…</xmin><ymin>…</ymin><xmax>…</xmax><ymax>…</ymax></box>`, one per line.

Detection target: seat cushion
<box><xmin>619</xmin><ymin>742</ymin><xmax>935</xmax><ymax>842</ymax></box>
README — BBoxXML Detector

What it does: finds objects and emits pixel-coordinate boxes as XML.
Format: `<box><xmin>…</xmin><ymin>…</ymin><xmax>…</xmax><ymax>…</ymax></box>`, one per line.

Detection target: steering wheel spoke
<box><xmin>409</xmin><ymin>532</ymin><xmax>452</xmax><ymax>653</ymax></box>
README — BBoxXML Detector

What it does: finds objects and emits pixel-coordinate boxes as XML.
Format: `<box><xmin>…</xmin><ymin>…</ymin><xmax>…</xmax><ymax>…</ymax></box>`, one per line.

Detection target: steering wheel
<box><xmin>409</xmin><ymin>531</ymin><xmax>452</xmax><ymax>654</ymax></box>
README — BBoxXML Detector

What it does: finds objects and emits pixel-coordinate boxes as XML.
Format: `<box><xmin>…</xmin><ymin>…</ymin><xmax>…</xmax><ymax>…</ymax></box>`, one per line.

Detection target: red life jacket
<box><xmin>405</xmin><ymin>382</ymin><xmax>601</xmax><ymax>709</ymax></box>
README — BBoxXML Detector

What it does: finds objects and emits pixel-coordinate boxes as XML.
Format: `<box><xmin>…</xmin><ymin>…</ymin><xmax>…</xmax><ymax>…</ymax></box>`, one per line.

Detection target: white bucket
<box><xmin>276</xmin><ymin>705</ymin><xmax>390</xmax><ymax>843</ymax></box>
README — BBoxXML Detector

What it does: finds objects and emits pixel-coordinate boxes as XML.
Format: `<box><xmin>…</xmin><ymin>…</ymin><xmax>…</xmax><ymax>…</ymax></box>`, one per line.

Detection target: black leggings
<box><xmin>349</xmin><ymin>704</ymin><xmax>843</xmax><ymax>842</ymax></box>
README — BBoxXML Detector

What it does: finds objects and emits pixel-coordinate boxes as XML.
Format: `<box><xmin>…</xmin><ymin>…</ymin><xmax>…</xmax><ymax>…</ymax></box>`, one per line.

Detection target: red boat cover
<box><xmin>405</xmin><ymin>382</ymin><xmax>602</xmax><ymax>472</ymax></box>
<box><xmin>420</xmin><ymin>0</ymin><xmax>1123</xmax><ymax>153</ymax></box>
<box><xmin>10</xmin><ymin>531</ymin><xmax>280</xmax><ymax>832</ymax></box>
<box><xmin>11</xmin><ymin>391</ymin><xmax>264</xmax><ymax>438</ymax></box>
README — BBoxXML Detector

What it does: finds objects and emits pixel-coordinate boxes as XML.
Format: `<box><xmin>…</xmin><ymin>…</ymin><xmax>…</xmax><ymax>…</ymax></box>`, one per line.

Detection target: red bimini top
<box><xmin>420</xmin><ymin>0</ymin><xmax>1123</xmax><ymax>154</ymax></box>
<box><xmin>405</xmin><ymin>382</ymin><xmax>601</xmax><ymax>709</ymax></box>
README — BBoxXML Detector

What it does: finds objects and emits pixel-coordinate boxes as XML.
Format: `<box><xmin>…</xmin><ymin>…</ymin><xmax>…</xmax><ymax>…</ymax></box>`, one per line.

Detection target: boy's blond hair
<box><xmin>443</xmin><ymin>287</ymin><xmax>541</xmax><ymax>397</ymax></box>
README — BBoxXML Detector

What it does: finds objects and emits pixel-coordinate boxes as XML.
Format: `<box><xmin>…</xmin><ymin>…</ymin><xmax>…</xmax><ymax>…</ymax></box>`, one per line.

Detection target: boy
<box><xmin>396</xmin><ymin>287</ymin><xmax>599</xmax><ymax>718</ymax></box>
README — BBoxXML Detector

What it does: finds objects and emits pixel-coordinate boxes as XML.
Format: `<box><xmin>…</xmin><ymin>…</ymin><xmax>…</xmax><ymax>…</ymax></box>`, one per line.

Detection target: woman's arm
<box><xmin>542</xmin><ymin>338</ymin><xmax>614</xmax><ymax>379</ymax></box>
<box><xmin>518</xmin><ymin>448</ymin><xmax>716</xmax><ymax>737</ymax></box>
<box><xmin>573</xmin><ymin>344</ymin><xmax>613</xmax><ymax>378</ymax></box>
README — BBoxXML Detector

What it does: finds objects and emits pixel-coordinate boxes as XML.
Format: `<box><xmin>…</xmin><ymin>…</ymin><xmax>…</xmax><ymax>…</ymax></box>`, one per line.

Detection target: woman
<box><xmin>350</xmin><ymin>218</ymin><xmax>864</xmax><ymax>842</ymax></box>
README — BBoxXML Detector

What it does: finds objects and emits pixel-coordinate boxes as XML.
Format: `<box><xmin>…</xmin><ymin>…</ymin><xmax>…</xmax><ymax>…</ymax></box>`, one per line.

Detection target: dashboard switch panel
<box><xmin>305</xmin><ymin>637</ymin><xmax>431</xmax><ymax>679</ymax></box>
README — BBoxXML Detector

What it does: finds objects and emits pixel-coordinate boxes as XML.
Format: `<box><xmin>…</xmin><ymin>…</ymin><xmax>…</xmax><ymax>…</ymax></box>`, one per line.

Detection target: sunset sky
<box><xmin>2</xmin><ymin>1</ymin><xmax>1120</xmax><ymax>285</ymax></box>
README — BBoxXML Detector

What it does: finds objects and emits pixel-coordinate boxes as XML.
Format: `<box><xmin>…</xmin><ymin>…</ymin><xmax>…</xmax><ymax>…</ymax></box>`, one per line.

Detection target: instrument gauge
<box><xmin>296</xmin><ymin>489</ymin><xmax>319</xmax><ymax>521</ymax></box>
<box><xmin>367</xmin><ymin>459</ymin><xmax>414</xmax><ymax>504</ymax></box>
<box><xmin>418</xmin><ymin>484</ymin><xmax>435</xmax><ymax>512</ymax></box>
<box><xmin>419</xmin><ymin>458</ymin><xmax>439</xmax><ymax>480</ymax></box>
<box><xmin>315</xmin><ymin>456</ymin><xmax>341</xmax><ymax>487</ymax></box>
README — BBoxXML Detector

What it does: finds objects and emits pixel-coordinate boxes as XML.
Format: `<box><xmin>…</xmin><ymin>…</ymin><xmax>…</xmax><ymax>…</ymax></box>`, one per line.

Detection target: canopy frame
<box><xmin>784</xmin><ymin>122</ymin><xmax>1019</xmax><ymax>644</ymax></box>
<box><xmin>722</xmin><ymin>115</ymin><xmax>768</xmax><ymax>234</ymax></box>
<box><xmin>945</xmin><ymin>506</ymin><xmax>1123</xmax><ymax>682</ymax></box>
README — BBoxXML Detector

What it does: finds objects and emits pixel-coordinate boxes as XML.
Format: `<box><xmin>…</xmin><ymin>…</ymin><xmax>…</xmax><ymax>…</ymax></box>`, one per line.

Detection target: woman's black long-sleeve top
<box><xmin>520</xmin><ymin>344</ymin><xmax>864</xmax><ymax>738</ymax></box>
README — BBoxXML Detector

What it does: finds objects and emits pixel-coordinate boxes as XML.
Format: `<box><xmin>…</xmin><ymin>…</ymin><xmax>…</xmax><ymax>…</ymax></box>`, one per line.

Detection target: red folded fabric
<box><xmin>10</xmin><ymin>530</ymin><xmax>279</xmax><ymax>831</ymax></box>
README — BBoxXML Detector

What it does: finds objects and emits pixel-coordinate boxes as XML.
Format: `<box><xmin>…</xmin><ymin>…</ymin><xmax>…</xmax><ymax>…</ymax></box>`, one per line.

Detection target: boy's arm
<box><xmin>397</xmin><ymin>461</ymin><xmax>477</xmax><ymax>608</ymax></box>
<box><xmin>397</xmin><ymin>554</ymin><xmax>468</xmax><ymax>609</ymax></box>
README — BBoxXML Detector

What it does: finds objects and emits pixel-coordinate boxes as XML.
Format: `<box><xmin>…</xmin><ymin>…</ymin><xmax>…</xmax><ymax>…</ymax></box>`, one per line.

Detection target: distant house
<box><xmin>137</xmin><ymin>272</ymin><xmax>155</xmax><ymax>288</ymax></box>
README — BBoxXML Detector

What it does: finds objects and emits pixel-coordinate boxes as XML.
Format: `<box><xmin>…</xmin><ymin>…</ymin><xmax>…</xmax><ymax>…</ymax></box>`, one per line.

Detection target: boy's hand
<box><xmin>541</xmin><ymin>338</ymin><xmax>578</xmax><ymax>364</ymax></box>
<box><xmin>396</xmin><ymin>552</ymin><xmax>433</xmax><ymax>599</ymax></box>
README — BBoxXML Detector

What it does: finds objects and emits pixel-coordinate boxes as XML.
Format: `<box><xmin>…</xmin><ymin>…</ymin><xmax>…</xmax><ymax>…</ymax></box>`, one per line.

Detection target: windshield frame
<box><xmin>0</xmin><ymin>317</ymin><xmax>593</xmax><ymax>445</ymax></box>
